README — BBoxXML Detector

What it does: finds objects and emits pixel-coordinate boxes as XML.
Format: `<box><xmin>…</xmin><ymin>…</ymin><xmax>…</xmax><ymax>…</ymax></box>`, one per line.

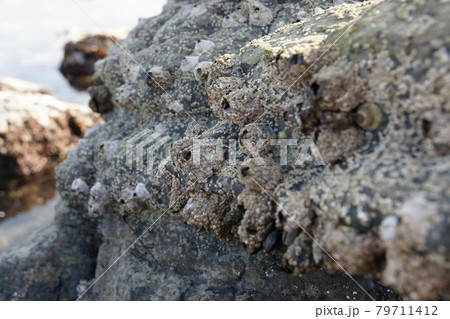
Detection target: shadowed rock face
<box><xmin>1</xmin><ymin>0</ymin><xmax>449</xmax><ymax>300</ymax></box>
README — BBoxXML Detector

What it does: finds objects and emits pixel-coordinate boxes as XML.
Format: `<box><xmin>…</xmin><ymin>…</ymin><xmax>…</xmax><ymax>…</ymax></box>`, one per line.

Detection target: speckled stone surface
<box><xmin>1</xmin><ymin>0</ymin><xmax>448</xmax><ymax>300</ymax></box>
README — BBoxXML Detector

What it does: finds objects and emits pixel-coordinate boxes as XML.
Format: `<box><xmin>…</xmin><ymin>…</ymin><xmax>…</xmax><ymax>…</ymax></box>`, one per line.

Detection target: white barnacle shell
<box><xmin>127</xmin><ymin>66</ymin><xmax>141</xmax><ymax>83</ymax></box>
<box><xmin>90</xmin><ymin>182</ymin><xmax>110</xmax><ymax>204</ymax></box>
<box><xmin>71</xmin><ymin>178</ymin><xmax>89</xmax><ymax>195</ymax></box>
<box><xmin>148</xmin><ymin>66</ymin><xmax>169</xmax><ymax>80</ymax></box>
<box><xmin>134</xmin><ymin>183</ymin><xmax>151</xmax><ymax>200</ymax></box>
<box><xmin>120</xmin><ymin>187</ymin><xmax>134</xmax><ymax>203</ymax></box>
<box><xmin>193</xmin><ymin>40</ymin><xmax>215</xmax><ymax>56</ymax></box>
<box><xmin>168</xmin><ymin>100</ymin><xmax>184</xmax><ymax>114</ymax></box>
<box><xmin>222</xmin><ymin>15</ymin><xmax>240</xmax><ymax>28</ymax></box>
<box><xmin>181</xmin><ymin>3</ymin><xmax>207</xmax><ymax>17</ymax></box>
<box><xmin>88</xmin><ymin>202</ymin><xmax>104</xmax><ymax>217</ymax></box>
<box><xmin>180</xmin><ymin>56</ymin><xmax>200</xmax><ymax>72</ymax></box>
<box><xmin>194</xmin><ymin>61</ymin><xmax>213</xmax><ymax>82</ymax></box>
<box><xmin>248</xmin><ymin>0</ymin><xmax>273</xmax><ymax>27</ymax></box>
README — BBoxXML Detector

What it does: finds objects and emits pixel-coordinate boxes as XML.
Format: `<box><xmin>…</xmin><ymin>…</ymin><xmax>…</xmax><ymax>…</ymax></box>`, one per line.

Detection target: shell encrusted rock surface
<box><xmin>1</xmin><ymin>0</ymin><xmax>449</xmax><ymax>300</ymax></box>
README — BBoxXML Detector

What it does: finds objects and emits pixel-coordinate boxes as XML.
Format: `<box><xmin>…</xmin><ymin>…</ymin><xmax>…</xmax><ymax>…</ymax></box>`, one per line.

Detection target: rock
<box><xmin>1</xmin><ymin>0</ymin><xmax>449</xmax><ymax>300</ymax></box>
<box><xmin>59</xmin><ymin>33</ymin><xmax>125</xmax><ymax>91</ymax></box>
<box><xmin>0</xmin><ymin>201</ymin><xmax>100</xmax><ymax>301</ymax></box>
<box><xmin>0</xmin><ymin>78</ymin><xmax>103</xmax><ymax>178</ymax></box>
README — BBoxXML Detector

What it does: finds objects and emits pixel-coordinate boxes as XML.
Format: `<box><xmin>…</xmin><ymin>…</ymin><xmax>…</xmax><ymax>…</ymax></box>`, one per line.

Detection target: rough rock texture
<box><xmin>0</xmin><ymin>78</ymin><xmax>103</xmax><ymax>178</ymax></box>
<box><xmin>1</xmin><ymin>0</ymin><xmax>449</xmax><ymax>300</ymax></box>
<box><xmin>0</xmin><ymin>201</ymin><xmax>99</xmax><ymax>300</ymax></box>
<box><xmin>60</xmin><ymin>34</ymin><xmax>125</xmax><ymax>90</ymax></box>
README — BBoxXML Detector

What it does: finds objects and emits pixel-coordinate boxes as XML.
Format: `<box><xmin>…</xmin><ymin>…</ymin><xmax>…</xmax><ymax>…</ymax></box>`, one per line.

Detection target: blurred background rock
<box><xmin>0</xmin><ymin>0</ymin><xmax>166</xmax><ymax>251</ymax></box>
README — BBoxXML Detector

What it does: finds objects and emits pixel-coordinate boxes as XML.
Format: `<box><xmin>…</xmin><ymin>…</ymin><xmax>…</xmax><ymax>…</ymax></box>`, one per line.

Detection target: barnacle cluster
<box><xmin>207</xmin><ymin>54</ymin><xmax>266</xmax><ymax>126</ymax></box>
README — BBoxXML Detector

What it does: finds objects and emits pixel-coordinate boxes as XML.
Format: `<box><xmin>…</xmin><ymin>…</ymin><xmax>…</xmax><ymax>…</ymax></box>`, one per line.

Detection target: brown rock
<box><xmin>0</xmin><ymin>78</ymin><xmax>103</xmax><ymax>178</ymax></box>
<box><xmin>59</xmin><ymin>34</ymin><xmax>124</xmax><ymax>90</ymax></box>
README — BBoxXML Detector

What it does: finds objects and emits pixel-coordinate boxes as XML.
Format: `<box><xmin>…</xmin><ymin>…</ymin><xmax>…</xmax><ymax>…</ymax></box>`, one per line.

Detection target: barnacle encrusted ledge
<box><xmin>1</xmin><ymin>0</ymin><xmax>449</xmax><ymax>301</ymax></box>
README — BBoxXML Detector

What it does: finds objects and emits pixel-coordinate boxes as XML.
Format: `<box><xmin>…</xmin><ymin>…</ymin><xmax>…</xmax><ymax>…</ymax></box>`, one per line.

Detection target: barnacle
<box><xmin>180</xmin><ymin>56</ymin><xmax>199</xmax><ymax>72</ymax></box>
<box><xmin>193</xmin><ymin>40</ymin><xmax>215</xmax><ymax>56</ymax></box>
<box><xmin>170</xmin><ymin>136</ymin><xmax>226</xmax><ymax>181</ymax></box>
<box><xmin>118</xmin><ymin>183</ymin><xmax>153</xmax><ymax>215</ymax></box>
<box><xmin>237</xmin><ymin>189</ymin><xmax>275</xmax><ymax>253</ymax></box>
<box><xmin>134</xmin><ymin>183</ymin><xmax>151</xmax><ymax>200</ymax></box>
<box><xmin>319</xmin><ymin>111</ymin><xmax>356</xmax><ymax>130</ymax></box>
<box><xmin>88</xmin><ymin>202</ymin><xmax>104</xmax><ymax>217</ymax></box>
<box><xmin>239</xmin><ymin>158</ymin><xmax>283</xmax><ymax>192</ymax></box>
<box><xmin>308</xmin><ymin>59</ymin><xmax>366</xmax><ymax>112</ymax></box>
<box><xmin>271</xmin><ymin>38</ymin><xmax>325</xmax><ymax>92</ymax></box>
<box><xmin>193</xmin><ymin>61</ymin><xmax>213</xmax><ymax>82</ymax></box>
<box><xmin>90</xmin><ymin>181</ymin><xmax>110</xmax><ymax>205</ymax></box>
<box><xmin>88</xmin><ymin>85</ymin><xmax>114</xmax><ymax>114</ymax></box>
<box><xmin>247</xmin><ymin>0</ymin><xmax>274</xmax><ymax>27</ymax></box>
<box><xmin>119</xmin><ymin>187</ymin><xmax>134</xmax><ymax>203</ymax></box>
<box><xmin>283</xmin><ymin>232</ymin><xmax>315</xmax><ymax>275</ymax></box>
<box><xmin>238</xmin><ymin>123</ymin><xmax>276</xmax><ymax>156</ymax></box>
<box><xmin>180</xmin><ymin>192</ymin><xmax>235</xmax><ymax>242</ymax></box>
<box><xmin>71</xmin><ymin>178</ymin><xmax>89</xmax><ymax>195</ymax></box>
<box><xmin>207</xmin><ymin>75</ymin><xmax>266</xmax><ymax>126</ymax></box>
<box><xmin>99</xmin><ymin>140</ymin><xmax>119</xmax><ymax>161</ymax></box>
<box><xmin>276</xmin><ymin>190</ymin><xmax>314</xmax><ymax>233</ymax></box>
<box><xmin>146</xmin><ymin>66</ymin><xmax>173</xmax><ymax>92</ymax></box>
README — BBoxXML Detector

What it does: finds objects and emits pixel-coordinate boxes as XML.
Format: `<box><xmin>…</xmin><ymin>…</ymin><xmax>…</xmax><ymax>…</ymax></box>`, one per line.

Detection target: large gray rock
<box><xmin>1</xmin><ymin>0</ymin><xmax>448</xmax><ymax>300</ymax></box>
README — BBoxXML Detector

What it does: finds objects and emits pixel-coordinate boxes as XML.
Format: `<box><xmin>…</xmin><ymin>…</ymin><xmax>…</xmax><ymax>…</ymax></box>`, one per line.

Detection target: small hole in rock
<box><xmin>222</xmin><ymin>99</ymin><xmax>230</xmax><ymax>110</ymax></box>
<box><xmin>422</xmin><ymin>119</ymin><xmax>432</xmax><ymax>137</ymax></box>
<box><xmin>311</xmin><ymin>81</ymin><xmax>320</xmax><ymax>96</ymax></box>
<box><xmin>241</xmin><ymin>166</ymin><xmax>249</xmax><ymax>176</ymax></box>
